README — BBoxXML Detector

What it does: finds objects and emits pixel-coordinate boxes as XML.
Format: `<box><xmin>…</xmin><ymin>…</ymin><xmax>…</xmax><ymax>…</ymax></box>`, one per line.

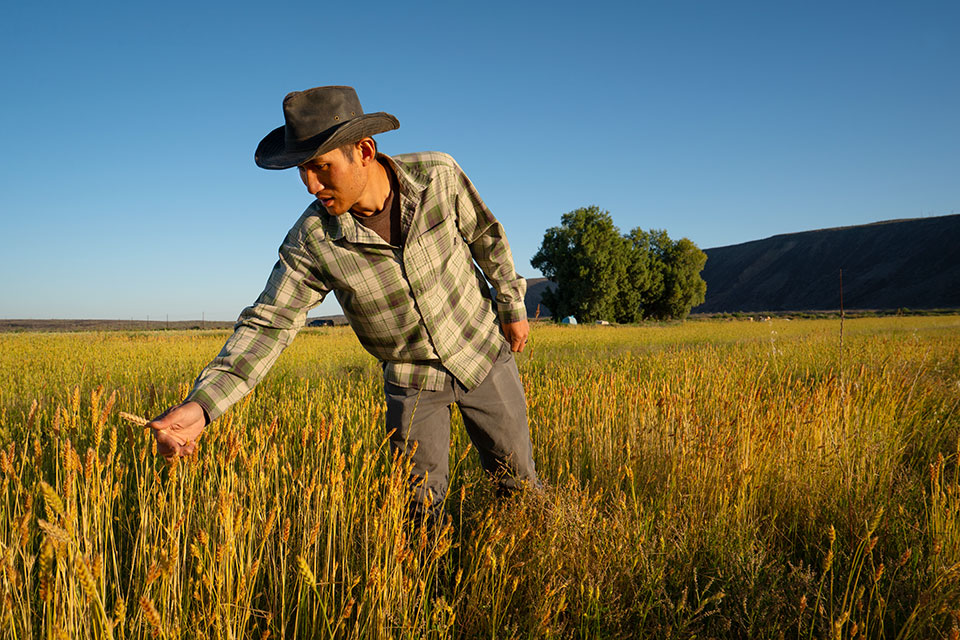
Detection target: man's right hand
<box><xmin>147</xmin><ymin>401</ymin><xmax>208</xmax><ymax>459</ymax></box>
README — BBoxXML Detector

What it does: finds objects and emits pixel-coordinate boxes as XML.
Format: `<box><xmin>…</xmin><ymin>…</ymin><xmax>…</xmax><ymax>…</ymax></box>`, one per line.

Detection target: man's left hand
<box><xmin>502</xmin><ymin>318</ymin><xmax>529</xmax><ymax>352</ymax></box>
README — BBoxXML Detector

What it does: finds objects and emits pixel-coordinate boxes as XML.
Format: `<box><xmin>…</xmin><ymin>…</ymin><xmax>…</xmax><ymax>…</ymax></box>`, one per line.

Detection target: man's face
<box><xmin>298</xmin><ymin>146</ymin><xmax>367</xmax><ymax>216</ymax></box>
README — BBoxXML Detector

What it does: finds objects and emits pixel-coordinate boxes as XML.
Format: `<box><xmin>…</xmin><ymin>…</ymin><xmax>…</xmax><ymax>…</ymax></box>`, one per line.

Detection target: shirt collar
<box><xmin>378</xmin><ymin>153</ymin><xmax>429</xmax><ymax>244</ymax></box>
<box><xmin>378</xmin><ymin>153</ymin><xmax>430</xmax><ymax>198</ymax></box>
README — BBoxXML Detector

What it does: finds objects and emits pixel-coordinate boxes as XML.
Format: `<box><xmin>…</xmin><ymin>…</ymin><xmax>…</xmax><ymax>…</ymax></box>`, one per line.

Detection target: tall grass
<box><xmin>0</xmin><ymin>316</ymin><xmax>958</xmax><ymax>638</ymax></box>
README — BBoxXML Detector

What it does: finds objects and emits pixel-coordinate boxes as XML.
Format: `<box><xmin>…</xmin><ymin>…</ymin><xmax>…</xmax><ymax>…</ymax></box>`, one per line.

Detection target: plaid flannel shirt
<box><xmin>187</xmin><ymin>152</ymin><xmax>527</xmax><ymax>421</ymax></box>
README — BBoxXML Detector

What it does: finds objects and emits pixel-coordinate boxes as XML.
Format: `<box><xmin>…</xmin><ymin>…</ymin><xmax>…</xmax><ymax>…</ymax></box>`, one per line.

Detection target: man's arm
<box><xmin>451</xmin><ymin>159</ymin><xmax>528</xmax><ymax>351</ymax></box>
<box><xmin>149</xmin><ymin>221</ymin><xmax>330</xmax><ymax>457</ymax></box>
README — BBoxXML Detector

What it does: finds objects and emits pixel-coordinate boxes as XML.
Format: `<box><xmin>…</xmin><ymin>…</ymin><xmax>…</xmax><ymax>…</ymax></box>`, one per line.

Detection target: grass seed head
<box><xmin>38</xmin><ymin>519</ymin><xmax>71</xmax><ymax>545</ymax></box>
<box><xmin>140</xmin><ymin>596</ymin><xmax>162</xmax><ymax>633</ymax></box>
<box><xmin>113</xmin><ymin>595</ymin><xmax>126</xmax><ymax>627</ymax></box>
<box><xmin>296</xmin><ymin>555</ymin><xmax>315</xmax><ymax>586</ymax></box>
<box><xmin>74</xmin><ymin>554</ymin><xmax>97</xmax><ymax>602</ymax></box>
<box><xmin>39</xmin><ymin>481</ymin><xmax>65</xmax><ymax>520</ymax></box>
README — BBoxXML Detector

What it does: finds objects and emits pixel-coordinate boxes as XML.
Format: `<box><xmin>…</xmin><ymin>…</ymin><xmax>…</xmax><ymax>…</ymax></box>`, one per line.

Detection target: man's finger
<box><xmin>155</xmin><ymin>427</ymin><xmax>189</xmax><ymax>447</ymax></box>
<box><xmin>153</xmin><ymin>429</ymin><xmax>183</xmax><ymax>459</ymax></box>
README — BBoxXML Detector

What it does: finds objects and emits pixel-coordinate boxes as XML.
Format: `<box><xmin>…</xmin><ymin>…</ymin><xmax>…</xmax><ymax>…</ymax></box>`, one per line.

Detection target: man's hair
<box><xmin>338</xmin><ymin>138</ymin><xmax>378</xmax><ymax>162</ymax></box>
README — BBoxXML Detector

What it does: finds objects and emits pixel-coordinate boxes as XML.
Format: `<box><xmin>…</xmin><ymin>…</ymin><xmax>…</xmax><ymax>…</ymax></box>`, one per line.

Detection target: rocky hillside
<box><xmin>692</xmin><ymin>214</ymin><xmax>960</xmax><ymax>312</ymax></box>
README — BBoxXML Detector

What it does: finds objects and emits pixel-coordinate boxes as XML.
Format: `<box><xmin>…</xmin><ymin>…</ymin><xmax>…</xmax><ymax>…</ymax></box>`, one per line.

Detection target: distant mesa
<box><xmin>692</xmin><ymin>213</ymin><xmax>960</xmax><ymax>313</ymax></box>
<box><xmin>523</xmin><ymin>278</ymin><xmax>555</xmax><ymax>318</ymax></box>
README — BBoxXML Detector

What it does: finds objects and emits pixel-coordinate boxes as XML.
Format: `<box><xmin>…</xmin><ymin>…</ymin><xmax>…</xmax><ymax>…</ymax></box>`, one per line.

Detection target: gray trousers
<box><xmin>384</xmin><ymin>343</ymin><xmax>539</xmax><ymax>514</ymax></box>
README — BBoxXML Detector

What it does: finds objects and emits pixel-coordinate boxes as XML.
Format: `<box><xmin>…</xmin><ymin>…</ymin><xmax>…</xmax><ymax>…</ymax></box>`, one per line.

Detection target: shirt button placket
<box><xmin>402</xmin><ymin>246</ymin><xmax>442</xmax><ymax>360</ymax></box>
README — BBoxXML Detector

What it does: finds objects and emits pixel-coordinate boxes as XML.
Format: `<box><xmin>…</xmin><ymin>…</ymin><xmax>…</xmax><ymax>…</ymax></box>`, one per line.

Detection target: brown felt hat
<box><xmin>255</xmin><ymin>86</ymin><xmax>399</xmax><ymax>170</ymax></box>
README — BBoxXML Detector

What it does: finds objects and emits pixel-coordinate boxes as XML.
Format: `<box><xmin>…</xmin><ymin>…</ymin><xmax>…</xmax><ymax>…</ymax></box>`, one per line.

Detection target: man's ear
<box><xmin>357</xmin><ymin>138</ymin><xmax>377</xmax><ymax>166</ymax></box>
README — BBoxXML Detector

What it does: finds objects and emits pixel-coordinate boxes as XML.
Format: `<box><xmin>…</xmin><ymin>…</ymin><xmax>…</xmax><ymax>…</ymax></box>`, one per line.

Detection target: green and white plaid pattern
<box><xmin>187</xmin><ymin>152</ymin><xmax>527</xmax><ymax>421</ymax></box>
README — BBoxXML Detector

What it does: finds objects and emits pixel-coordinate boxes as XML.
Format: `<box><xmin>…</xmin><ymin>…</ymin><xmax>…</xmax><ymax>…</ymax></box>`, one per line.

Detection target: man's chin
<box><xmin>320</xmin><ymin>201</ymin><xmax>347</xmax><ymax>216</ymax></box>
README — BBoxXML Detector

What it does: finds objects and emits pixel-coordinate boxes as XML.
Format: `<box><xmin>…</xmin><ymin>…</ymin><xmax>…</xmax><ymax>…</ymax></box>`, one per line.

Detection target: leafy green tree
<box><xmin>643</xmin><ymin>234</ymin><xmax>707</xmax><ymax>320</ymax></box>
<box><xmin>530</xmin><ymin>206</ymin><xmax>629</xmax><ymax>323</ymax></box>
<box><xmin>615</xmin><ymin>228</ymin><xmax>663</xmax><ymax>323</ymax></box>
<box><xmin>532</xmin><ymin>208</ymin><xmax>707</xmax><ymax>322</ymax></box>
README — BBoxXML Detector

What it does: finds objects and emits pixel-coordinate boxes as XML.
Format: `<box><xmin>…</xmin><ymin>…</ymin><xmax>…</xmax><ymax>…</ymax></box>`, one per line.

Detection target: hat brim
<box><xmin>254</xmin><ymin>112</ymin><xmax>399</xmax><ymax>170</ymax></box>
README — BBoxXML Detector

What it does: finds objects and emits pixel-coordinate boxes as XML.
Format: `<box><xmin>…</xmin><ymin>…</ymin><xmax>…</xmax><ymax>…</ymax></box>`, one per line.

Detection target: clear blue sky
<box><xmin>1</xmin><ymin>0</ymin><xmax>957</xmax><ymax>320</ymax></box>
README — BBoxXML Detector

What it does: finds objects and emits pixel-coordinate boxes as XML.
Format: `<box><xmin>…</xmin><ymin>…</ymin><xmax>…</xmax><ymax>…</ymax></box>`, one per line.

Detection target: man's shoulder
<box><xmin>285</xmin><ymin>201</ymin><xmax>334</xmax><ymax>246</ymax></box>
<box><xmin>389</xmin><ymin>151</ymin><xmax>463</xmax><ymax>179</ymax></box>
<box><xmin>388</xmin><ymin>152</ymin><xmax>465</xmax><ymax>197</ymax></box>
<box><xmin>390</xmin><ymin>151</ymin><xmax>457</xmax><ymax>167</ymax></box>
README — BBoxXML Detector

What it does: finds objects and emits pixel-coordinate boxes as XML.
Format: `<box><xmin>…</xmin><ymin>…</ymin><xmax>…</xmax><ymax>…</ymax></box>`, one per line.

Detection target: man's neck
<box><xmin>350</xmin><ymin>158</ymin><xmax>391</xmax><ymax>217</ymax></box>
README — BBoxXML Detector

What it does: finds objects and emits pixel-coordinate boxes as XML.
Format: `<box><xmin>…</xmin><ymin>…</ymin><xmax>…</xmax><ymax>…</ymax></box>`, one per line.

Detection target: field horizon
<box><xmin>4</xmin><ymin>306</ymin><xmax>960</xmax><ymax>335</ymax></box>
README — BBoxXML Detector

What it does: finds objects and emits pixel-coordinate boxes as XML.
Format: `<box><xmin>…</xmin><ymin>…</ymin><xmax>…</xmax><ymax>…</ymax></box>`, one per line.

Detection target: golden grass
<box><xmin>0</xmin><ymin>316</ymin><xmax>958</xmax><ymax>638</ymax></box>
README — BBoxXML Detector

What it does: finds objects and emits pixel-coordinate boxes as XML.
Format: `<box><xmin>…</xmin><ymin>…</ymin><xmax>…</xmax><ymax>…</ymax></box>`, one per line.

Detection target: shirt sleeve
<box><xmin>185</xmin><ymin>222</ymin><xmax>330</xmax><ymax>421</ymax></box>
<box><xmin>451</xmin><ymin>159</ymin><xmax>528</xmax><ymax>324</ymax></box>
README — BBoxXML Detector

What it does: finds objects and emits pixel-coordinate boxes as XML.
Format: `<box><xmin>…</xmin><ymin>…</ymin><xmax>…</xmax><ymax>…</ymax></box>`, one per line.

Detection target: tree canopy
<box><xmin>531</xmin><ymin>206</ymin><xmax>707</xmax><ymax>322</ymax></box>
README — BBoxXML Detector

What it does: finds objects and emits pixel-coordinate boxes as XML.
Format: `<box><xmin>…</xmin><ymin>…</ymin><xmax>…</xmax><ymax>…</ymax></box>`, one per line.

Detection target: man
<box><xmin>149</xmin><ymin>86</ymin><xmax>539</xmax><ymax>516</ymax></box>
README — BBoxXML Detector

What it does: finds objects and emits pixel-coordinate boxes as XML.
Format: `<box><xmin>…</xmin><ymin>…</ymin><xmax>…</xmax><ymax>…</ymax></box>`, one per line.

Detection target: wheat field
<box><xmin>1</xmin><ymin>316</ymin><xmax>958</xmax><ymax>639</ymax></box>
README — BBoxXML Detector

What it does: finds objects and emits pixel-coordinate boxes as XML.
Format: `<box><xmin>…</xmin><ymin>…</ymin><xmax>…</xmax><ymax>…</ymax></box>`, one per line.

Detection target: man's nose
<box><xmin>302</xmin><ymin>170</ymin><xmax>323</xmax><ymax>194</ymax></box>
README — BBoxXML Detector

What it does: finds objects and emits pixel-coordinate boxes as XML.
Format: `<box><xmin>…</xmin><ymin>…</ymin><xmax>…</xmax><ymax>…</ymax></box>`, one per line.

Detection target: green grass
<box><xmin>1</xmin><ymin>316</ymin><xmax>958</xmax><ymax>638</ymax></box>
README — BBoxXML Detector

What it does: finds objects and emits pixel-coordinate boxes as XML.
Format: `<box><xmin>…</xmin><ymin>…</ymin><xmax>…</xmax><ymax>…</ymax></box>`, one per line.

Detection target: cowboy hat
<box><xmin>255</xmin><ymin>86</ymin><xmax>399</xmax><ymax>170</ymax></box>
